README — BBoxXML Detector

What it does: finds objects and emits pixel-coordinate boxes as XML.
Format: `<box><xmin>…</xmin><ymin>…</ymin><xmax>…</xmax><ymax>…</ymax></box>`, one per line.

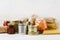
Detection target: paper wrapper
<box><xmin>43</xmin><ymin>30</ymin><xmax>60</xmax><ymax>34</ymax></box>
<box><xmin>0</xmin><ymin>27</ymin><xmax>7</xmax><ymax>33</ymax></box>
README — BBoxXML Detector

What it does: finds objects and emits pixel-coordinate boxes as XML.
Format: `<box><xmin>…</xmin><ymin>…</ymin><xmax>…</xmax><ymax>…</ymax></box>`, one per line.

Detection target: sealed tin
<box><xmin>19</xmin><ymin>21</ymin><xmax>27</xmax><ymax>34</ymax></box>
<box><xmin>11</xmin><ymin>21</ymin><xmax>20</xmax><ymax>33</ymax></box>
<box><xmin>19</xmin><ymin>21</ymin><xmax>24</xmax><ymax>34</ymax></box>
<box><xmin>28</xmin><ymin>17</ymin><xmax>38</xmax><ymax>35</ymax></box>
<box><xmin>7</xmin><ymin>25</ymin><xmax>15</xmax><ymax>34</ymax></box>
<box><xmin>28</xmin><ymin>25</ymin><xmax>38</xmax><ymax>35</ymax></box>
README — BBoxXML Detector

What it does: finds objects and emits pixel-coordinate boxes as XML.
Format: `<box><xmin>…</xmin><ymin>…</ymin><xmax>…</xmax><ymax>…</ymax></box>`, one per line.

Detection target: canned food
<box><xmin>10</xmin><ymin>21</ymin><xmax>19</xmax><ymax>33</ymax></box>
<box><xmin>7</xmin><ymin>25</ymin><xmax>15</xmax><ymax>34</ymax></box>
<box><xmin>28</xmin><ymin>25</ymin><xmax>38</xmax><ymax>35</ymax></box>
<box><xmin>19</xmin><ymin>21</ymin><xmax>27</xmax><ymax>34</ymax></box>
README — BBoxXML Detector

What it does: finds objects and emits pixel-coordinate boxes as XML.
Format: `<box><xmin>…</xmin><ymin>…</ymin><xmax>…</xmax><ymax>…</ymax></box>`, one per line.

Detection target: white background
<box><xmin>0</xmin><ymin>0</ymin><xmax>60</xmax><ymax>40</ymax></box>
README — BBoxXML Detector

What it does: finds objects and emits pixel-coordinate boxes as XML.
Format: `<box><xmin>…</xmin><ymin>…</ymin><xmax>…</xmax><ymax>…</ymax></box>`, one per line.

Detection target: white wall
<box><xmin>0</xmin><ymin>0</ymin><xmax>60</xmax><ymax>40</ymax></box>
<box><xmin>0</xmin><ymin>0</ymin><xmax>60</xmax><ymax>25</ymax></box>
<box><xmin>0</xmin><ymin>0</ymin><xmax>60</xmax><ymax>24</ymax></box>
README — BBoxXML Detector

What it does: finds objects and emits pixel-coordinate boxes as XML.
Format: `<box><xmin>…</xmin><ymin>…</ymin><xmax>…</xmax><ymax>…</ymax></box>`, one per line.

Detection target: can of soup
<box><xmin>28</xmin><ymin>25</ymin><xmax>38</xmax><ymax>35</ymax></box>
<box><xmin>19</xmin><ymin>21</ymin><xmax>27</xmax><ymax>34</ymax></box>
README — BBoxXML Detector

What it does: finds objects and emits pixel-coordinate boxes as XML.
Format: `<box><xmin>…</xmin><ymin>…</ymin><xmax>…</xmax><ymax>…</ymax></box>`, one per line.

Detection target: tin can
<box><xmin>28</xmin><ymin>25</ymin><xmax>38</xmax><ymax>35</ymax></box>
<box><xmin>19</xmin><ymin>23</ymin><xmax>24</xmax><ymax>34</ymax></box>
<box><xmin>7</xmin><ymin>25</ymin><xmax>15</xmax><ymax>34</ymax></box>
<box><xmin>19</xmin><ymin>21</ymin><xmax>26</xmax><ymax>34</ymax></box>
<box><xmin>11</xmin><ymin>21</ymin><xmax>20</xmax><ymax>33</ymax></box>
